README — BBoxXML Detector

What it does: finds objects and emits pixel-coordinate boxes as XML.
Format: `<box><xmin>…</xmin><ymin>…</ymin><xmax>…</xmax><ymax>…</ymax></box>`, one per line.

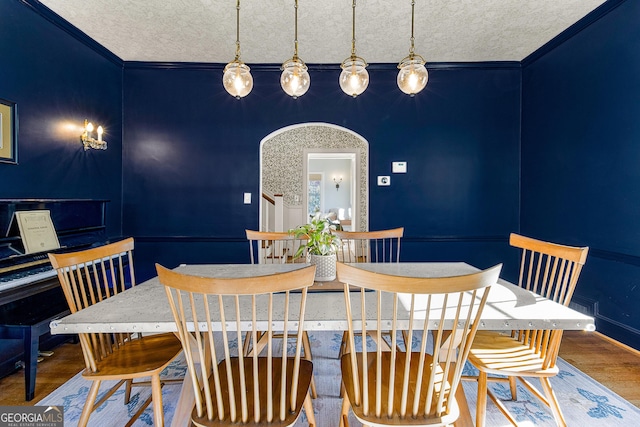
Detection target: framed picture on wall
<box><xmin>0</xmin><ymin>98</ymin><xmax>18</xmax><ymax>164</ymax></box>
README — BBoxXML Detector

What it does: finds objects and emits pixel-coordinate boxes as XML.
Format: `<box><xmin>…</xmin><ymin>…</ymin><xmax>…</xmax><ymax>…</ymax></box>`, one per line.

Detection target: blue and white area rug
<box><xmin>38</xmin><ymin>331</ymin><xmax>640</xmax><ymax>426</ymax></box>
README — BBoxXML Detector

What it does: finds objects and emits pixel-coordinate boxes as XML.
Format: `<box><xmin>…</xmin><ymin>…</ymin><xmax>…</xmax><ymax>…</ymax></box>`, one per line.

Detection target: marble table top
<box><xmin>50</xmin><ymin>262</ymin><xmax>595</xmax><ymax>335</ymax></box>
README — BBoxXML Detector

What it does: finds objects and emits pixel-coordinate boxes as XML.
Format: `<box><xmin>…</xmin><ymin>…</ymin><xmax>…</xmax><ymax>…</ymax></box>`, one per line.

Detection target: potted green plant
<box><xmin>290</xmin><ymin>214</ymin><xmax>340</xmax><ymax>281</ymax></box>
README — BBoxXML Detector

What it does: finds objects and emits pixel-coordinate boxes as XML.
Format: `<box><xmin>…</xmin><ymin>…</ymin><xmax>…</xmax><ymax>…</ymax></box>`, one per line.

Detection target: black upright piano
<box><xmin>0</xmin><ymin>199</ymin><xmax>108</xmax><ymax>400</ymax></box>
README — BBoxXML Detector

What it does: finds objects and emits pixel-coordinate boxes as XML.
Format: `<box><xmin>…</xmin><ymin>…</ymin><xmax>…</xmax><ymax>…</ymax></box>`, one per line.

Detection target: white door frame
<box><xmin>259</xmin><ymin>122</ymin><xmax>369</xmax><ymax>232</ymax></box>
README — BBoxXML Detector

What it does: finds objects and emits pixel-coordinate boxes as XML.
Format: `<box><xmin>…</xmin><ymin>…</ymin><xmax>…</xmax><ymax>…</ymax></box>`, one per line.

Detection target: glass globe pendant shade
<box><xmin>280</xmin><ymin>58</ymin><xmax>310</xmax><ymax>99</ymax></box>
<box><xmin>339</xmin><ymin>57</ymin><xmax>369</xmax><ymax>97</ymax></box>
<box><xmin>397</xmin><ymin>56</ymin><xmax>428</xmax><ymax>96</ymax></box>
<box><xmin>223</xmin><ymin>61</ymin><xmax>253</xmax><ymax>99</ymax></box>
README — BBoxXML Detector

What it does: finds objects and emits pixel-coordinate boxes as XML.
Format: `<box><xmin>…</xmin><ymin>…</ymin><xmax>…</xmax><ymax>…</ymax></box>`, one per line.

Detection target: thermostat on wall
<box><xmin>392</xmin><ymin>161</ymin><xmax>407</xmax><ymax>173</ymax></box>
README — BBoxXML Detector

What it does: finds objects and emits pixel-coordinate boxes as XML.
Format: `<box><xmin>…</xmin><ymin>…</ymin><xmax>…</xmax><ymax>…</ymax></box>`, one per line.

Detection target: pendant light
<box><xmin>223</xmin><ymin>0</ymin><xmax>253</xmax><ymax>99</ymax></box>
<box><xmin>397</xmin><ymin>0</ymin><xmax>428</xmax><ymax>96</ymax></box>
<box><xmin>339</xmin><ymin>0</ymin><xmax>369</xmax><ymax>97</ymax></box>
<box><xmin>281</xmin><ymin>0</ymin><xmax>310</xmax><ymax>98</ymax></box>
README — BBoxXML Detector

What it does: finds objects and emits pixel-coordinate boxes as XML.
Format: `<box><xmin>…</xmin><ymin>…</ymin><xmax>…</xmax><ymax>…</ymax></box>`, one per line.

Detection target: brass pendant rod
<box><xmin>409</xmin><ymin>0</ymin><xmax>416</xmax><ymax>56</ymax></box>
<box><xmin>235</xmin><ymin>0</ymin><xmax>241</xmax><ymax>60</ymax></box>
<box><xmin>293</xmin><ymin>0</ymin><xmax>299</xmax><ymax>59</ymax></box>
<box><xmin>351</xmin><ymin>0</ymin><xmax>357</xmax><ymax>57</ymax></box>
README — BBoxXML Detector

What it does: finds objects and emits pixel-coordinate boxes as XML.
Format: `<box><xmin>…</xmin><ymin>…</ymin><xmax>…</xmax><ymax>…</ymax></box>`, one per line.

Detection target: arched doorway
<box><xmin>259</xmin><ymin>123</ymin><xmax>369</xmax><ymax>232</ymax></box>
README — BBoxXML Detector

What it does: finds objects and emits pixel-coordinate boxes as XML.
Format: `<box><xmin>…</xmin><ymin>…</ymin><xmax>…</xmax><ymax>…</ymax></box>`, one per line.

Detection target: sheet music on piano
<box><xmin>11</xmin><ymin>210</ymin><xmax>61</xmax><ymax>254</ymax></box>
<box><xmin>0</xmin><ymin>210</ymin><xmax>60</xmax><ymax>298</ymax></box>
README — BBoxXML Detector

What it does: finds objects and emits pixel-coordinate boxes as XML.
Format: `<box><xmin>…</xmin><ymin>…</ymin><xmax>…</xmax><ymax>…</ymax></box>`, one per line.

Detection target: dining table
<box><xmin>50</xmin><ymin>262</ymin><xmax>596</xmax><ymax>427</ymax></box>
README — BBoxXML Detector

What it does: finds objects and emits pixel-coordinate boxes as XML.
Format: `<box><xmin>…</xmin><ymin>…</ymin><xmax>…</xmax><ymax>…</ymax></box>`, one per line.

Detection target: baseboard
<box><xmin>569</xmin><ymin>295</ymin><xmax>640</xmax><ymax>352</ymax></box>
<box><xmin>594</xmin><ymin>331</ymin><xmax>640</xmax><ymax>357</ymax></box>
<box><xmin>592</xmin><ymin>318</ymin><xmax>640</xmax><ymax>352</ymax></box>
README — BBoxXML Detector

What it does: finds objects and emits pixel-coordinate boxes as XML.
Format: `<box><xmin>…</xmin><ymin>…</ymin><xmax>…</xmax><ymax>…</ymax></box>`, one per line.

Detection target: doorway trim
<box><xmin>259</xmin><ymin>122</ymin><xmax>369</xmax><ymax>232</ymax></box>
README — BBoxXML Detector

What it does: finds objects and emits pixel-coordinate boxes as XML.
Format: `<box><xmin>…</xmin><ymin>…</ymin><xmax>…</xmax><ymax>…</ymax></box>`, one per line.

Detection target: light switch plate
<box><xmin>243</xmin><ymin>193</ymin><xmax>252</xmax><ymax>204</ymax></box>
<box><xmin>392</xmin><ymin>161</ymin><xmax>407</xmax><ymax>173</ymax></box>
<box><xmin>377</xmin><ymin>176</ymin><xmax>391</xmax><ymax>186</ymax></box>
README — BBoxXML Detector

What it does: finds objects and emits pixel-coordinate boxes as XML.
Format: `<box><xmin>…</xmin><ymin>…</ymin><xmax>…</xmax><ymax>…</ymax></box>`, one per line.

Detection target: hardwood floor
<box><xmin>0</xmin><ymin>341</ymin><xmax>84</xmax><ymax>406</ymax></box>
<box><xmin>559</xmin><ymin>330</ymin><xmax>640</xmax><ymax>407</ymax></box>
<box><xmin>0</xmin><ymin>331</ymin><xmax>639</xmax><ymax>408</ymax></box>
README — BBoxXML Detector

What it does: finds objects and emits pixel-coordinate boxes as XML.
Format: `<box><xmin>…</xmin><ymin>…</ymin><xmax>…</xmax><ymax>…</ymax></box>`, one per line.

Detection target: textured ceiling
<box><xmin>38</xmin><ymin>0</ymin><xmax>606</xmax><ymax>64</ymax></box>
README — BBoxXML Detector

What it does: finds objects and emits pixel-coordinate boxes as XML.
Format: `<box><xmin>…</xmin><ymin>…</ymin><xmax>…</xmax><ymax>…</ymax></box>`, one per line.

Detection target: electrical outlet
<box><xmin>243</xmin><ymin>193</ymin><xmax>251</xmax><ymax>204</ymax></box>
<box><xmin>377</xmin><ymin>176</ymin><xmax>391</xmax><ymax>186</ymax></box>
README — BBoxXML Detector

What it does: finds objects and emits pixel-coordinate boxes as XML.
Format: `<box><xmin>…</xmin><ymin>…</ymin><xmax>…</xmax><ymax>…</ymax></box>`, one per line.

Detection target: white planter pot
<box><xmin>309</xmin><ymin>253</ymin><xmax>337</xmax><ymax>282</ymax></box>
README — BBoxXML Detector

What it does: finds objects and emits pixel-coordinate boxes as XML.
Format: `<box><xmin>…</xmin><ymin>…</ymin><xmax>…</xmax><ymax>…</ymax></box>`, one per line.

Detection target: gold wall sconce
<box><xmin>81</xmin><ymin>119</ymin><xmax>107</xmax><ymax>151</ymax></box>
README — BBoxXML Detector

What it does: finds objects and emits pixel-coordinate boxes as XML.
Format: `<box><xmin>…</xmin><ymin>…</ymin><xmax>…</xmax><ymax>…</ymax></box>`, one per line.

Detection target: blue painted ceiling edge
<box><xmin>20</xmin><ymin>0</ymin><xmax>628</xmax><ymax>71</ymax></box>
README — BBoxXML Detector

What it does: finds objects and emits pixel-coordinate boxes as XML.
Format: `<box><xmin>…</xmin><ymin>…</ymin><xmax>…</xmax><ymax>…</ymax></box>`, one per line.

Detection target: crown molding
<box><xmin>123</xmin><ymin>61</ymin><xmax>521</xmax><ymax>71</ymax></box>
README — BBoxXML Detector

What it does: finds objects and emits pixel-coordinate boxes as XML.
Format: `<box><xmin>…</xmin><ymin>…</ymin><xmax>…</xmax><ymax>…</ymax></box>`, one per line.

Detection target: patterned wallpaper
<box><xmin>262</xmin><ymin>124</ymin><xmax>368</xmax><ymax>231</ymax></box>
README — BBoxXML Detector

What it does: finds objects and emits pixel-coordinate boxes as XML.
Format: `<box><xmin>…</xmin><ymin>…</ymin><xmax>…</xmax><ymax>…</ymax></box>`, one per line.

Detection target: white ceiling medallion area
<box><xmin>39</xmin><ymin>0</ymin><xmax>605</xmax><ymax>64</ymax></box>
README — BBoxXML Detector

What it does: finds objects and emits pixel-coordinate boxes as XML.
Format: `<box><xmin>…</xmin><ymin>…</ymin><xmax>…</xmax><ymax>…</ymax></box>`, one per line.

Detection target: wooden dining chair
<box><xmin>333</xmin><ymin>227</ymin><xmax>404</xmax><ymax>355</ymax></box>
<box><xmin>336</xmin><ymin>262</ymin><xmax>500</xmax><ymax>427</ymax></box>
<box><xmin>246</xmin><ymin>230</ymin><xmax>307</xmax><ymax>264</ymax></box>
<box><xmin>245</xmin><ymin>230</ymin><xmax>316</xmax><ymax>398</ymax></box>
<box><xmin>466</xmin><ymin>233</ymin><xmax>589</xmax><ymax>427</ymax></box>
<box><xmin>333</xmin><ymin>227</ymin><xmax>404</xmax><ymax>264</ymax></box>
<box><xmin>157</xmin><ymin>263</ymin><xmax>317</xmax><ymax>427</ymax></box>
<box><xmin>48</xmin><ymin>238</ymin><xmax>183</xmax><ymax>427</ymax></box>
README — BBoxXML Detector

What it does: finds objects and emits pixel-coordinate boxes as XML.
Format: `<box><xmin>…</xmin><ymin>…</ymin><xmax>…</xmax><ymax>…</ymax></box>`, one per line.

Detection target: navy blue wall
<box><xmin>123</xmin><ymin>64</ymin><xmax>521</xmax><ymax>280</ymax></box>
<box><xmin>521</xmin><ymin>0</ymin><xmax>640</xmax><ymax>347</ymax></box>
<box><xmin>0</xmin><ymin>0</ymin><xmax>124</xmax><ymax>236</ymax></box>
<box><xmin>0</xmin><ymin>0</ymin><xmax>124</xmax><ymax>375</ymax></box>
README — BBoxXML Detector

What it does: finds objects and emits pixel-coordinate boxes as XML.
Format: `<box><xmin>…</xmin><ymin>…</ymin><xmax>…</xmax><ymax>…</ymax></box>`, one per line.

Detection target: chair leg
<box><xmin>124</xmin><ymin>379</ymin><xmax>133</xmax><ymax>404</ymax></box>
<box><xmin>476</xmin><ymin>371</ymin><xmax>488</xmax><ymax>427</ymax></box>
<box><xmin>309</xmin><ymin>375</ymin><xmax>318</xmax><ymax>399</ymax></box>
<box><xmin>242</xmin><ymin>331</ymin><xmax>254</xmax><ymax>356</ymax></box>
<box><xmin>303</xmin><ymin>391</ymin><xmax>316</xmax><ymax>427</ymax></box>
<box><xmin>401</xmin><ymin>330</ymin><xmax>411</xmax><ymax>351</ymax></box>
<box><xmin>151</xmin><ymin>374</ymin><xmax>165</xmax><ymax>427</ymax></box>
<box><xmin>540</xmin><ymin>377</ymin><xmax>567</xmax><ymax>427</ymax></box>
<box><xmin>487</xmin><ymin>388</ymin><xmax>519</xmax><ymax>426</ymax></box>
<box><xmin>339</xmin><ymin>331</ymin><xmax>349</xmax><ymax>359</ymax></box>
<box><xmin>340</xmin><ymin>393</ymin><xmax>352</xmax><ymax>427</ymax></box>
<box><xmin>302</xmin><ymin>331</ymin><xmax>313</xmax><ymax>360</ymax></box>
<box><xmin>508</xmin><ymin>377</ymin><xmax>517</xmax><ymax>400</ymax></box>
<box><xmin>301</xmin><ymin>332</ymin><xmax>317</xmax><ymax>398</ymax></box>
<box><xmin>79</xmin><ymin>380</ymin><xmax>101</xmax><ymax>427</ymax></box>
